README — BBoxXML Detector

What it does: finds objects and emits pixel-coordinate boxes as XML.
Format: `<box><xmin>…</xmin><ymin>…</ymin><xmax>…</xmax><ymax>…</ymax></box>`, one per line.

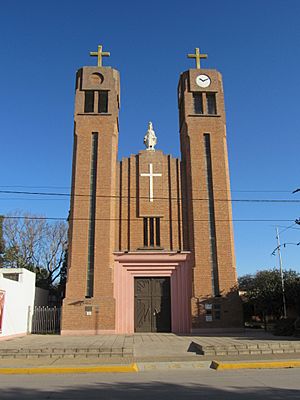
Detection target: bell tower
<box><xmin>62</xmin><ymin>45</ymin><xmax>120</xmax><ymax>334</ymax></box>
<box><xmin>179</xmin><ymin>48</ymin><xmax>242</xmax><ymax>330</ymax></box>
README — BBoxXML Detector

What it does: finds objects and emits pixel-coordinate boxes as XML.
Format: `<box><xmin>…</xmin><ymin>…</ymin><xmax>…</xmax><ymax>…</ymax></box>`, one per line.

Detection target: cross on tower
<box><xmin>140</xmin><ymin>163</ymin><xmax>162</xmax><ymax>202</ymax></box>
<box><xmin>187</xmin><ymin>47</ymin><xmax>208</xmax><ymax>69</ymax></box>
<box><xmin>90</xmin><ymin>44</ymin><xmax>110</xmax><ymax>67</ymax></box>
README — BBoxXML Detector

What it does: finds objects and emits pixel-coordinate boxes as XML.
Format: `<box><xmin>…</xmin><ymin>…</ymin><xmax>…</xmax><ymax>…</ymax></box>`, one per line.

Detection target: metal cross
<box><xmin>90</xmin><ymin>44</ymin><xmax>110</xmax><ymax>67</ymax></box>
<box><xmin>140</xmin><ymin>163</ymin><xmax>162</xmax><ymax>202</ymax></box>
<box><xmin>187</xmin><ymin>47</ymin><xmax>208</xmax><ymax>69</ymax></box>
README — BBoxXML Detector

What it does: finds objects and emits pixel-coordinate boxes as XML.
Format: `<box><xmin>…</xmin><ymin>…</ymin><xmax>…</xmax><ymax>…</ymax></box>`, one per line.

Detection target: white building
<box><xmin>0</xmin><ymin>268</ymin><xmax>36</xmax><ymax>340</ymax></box>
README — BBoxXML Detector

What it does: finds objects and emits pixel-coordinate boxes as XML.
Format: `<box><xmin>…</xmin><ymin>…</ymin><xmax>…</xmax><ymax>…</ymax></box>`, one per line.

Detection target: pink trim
<box><xmin>61</xmin><ymin>329</ymin><xmax>116</xmax><ymax>336</ymax></box>
<box><xmin>114</xmin><ymin>251</ymin><xmax>192</xmax><ymax>334</ymax></box>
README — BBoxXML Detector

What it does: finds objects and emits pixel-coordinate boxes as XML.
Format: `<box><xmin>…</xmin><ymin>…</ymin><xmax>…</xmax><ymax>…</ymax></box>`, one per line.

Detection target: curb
<box><xmin>211</xmin><ymin>360</ymin><xmax>300</xmax><ymax>370</ymax></box>
<box><xmin>137</xmin><ymin>361</ymin><xmax>211</xmax><ymax>371</ymax></box>
<box><xmin>0</xmin><ymin>361</ymin><xmax>210</xmax><ymax>374</ymax></box>
<box><xmin>0</xmin><ymin>363</ymin><xmax>138</xmax><ymax>375</ymax></box>
<box><xmin>2</xmin><ymin>359</ymin><xmax>300</xmax><ymax>374</ymax></box>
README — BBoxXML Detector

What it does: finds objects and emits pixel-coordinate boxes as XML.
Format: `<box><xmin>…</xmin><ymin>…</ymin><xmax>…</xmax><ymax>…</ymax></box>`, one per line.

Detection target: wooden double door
<box><xmin>134</xmin><ymin>277</ymin><xmax>171</xmax><ymax>332</ymax></box>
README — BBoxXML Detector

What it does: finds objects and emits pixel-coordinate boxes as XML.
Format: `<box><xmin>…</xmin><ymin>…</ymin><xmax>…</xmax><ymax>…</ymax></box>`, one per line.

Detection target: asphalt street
<box><xmin>0</xmin><ymin>368</ymin><xmax>300</xmax><ymax>399</ymax></box>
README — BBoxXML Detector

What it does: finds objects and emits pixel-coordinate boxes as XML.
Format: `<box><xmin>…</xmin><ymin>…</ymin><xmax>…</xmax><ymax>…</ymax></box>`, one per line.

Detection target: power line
<box><xmin>276</xmin><ymin>226</ymin><xmax>300</xmax><ymax>231</ymax></box>
<box><xmin>0</xmin><ymin>190</ymin><xmax>299</xmax><ymax>203</ymax></box>
<box><xmin>277</xmin><ymin>223</ymin><xmax>297</xmax><ymax>236</ymax></box>
<box><xmin>0</xmin><ymin>197</ymin><xmax>67</xmax><ymax>201</ymax></box>
<box><xmin>0</xmin><ymin>185</ymin><xmax>293</xmax><ymax>193</ymax></box>
<box><xmin>1</xmin><ymin>215</ymin><xmax>296</xmax><ymax>223</ymax></box>
<box><xmin>271</xmin><ymin>241</ymin><xmax>300</xmax><ymax>256</ymax></box>
<box><xmin>0</xmin><ymin>185</ymin><xmax>71</xmax><ymax>189</ymax></box>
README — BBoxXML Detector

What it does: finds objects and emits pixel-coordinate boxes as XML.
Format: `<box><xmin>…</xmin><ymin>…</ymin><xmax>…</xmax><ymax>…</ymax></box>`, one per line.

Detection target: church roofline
<box><xmin>118</xmin><ymin>150</ymin><xmax>181</xmax><ymax>163</ymax></box>
<box><xmin>179</xmin><ymin>68</ymin><xmax>221</xmax><ymax>76</ymax></box>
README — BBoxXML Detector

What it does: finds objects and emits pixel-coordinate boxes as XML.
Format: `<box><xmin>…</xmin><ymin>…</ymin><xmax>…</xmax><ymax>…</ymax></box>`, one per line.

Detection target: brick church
<box><xmin>61</xmin><ymin>45</ymin><xmax>242</xmax><ymax>334</ymax></box>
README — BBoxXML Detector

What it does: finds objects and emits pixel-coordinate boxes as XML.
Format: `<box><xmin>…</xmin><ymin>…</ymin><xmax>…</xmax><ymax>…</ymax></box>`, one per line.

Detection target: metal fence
<box><xmin>31</xmin><ymin>306</ymin><xmax>61</xmax><ymax>334</ymax></box>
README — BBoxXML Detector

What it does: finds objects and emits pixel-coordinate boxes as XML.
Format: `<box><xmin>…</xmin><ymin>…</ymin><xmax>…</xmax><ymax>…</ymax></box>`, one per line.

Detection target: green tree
<box><xmin>284</xmin><ymin>271</ymin><xmax>300</xmax><ymax>315</ymax></box>
<box><xmin>239</xmin><ymin>268</ymin><xmax>300</xmax><ymax>324</ymax></box>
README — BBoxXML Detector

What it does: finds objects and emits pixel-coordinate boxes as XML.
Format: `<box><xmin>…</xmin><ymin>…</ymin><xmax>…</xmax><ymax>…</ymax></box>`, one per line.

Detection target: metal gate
<box><xmin>31</xmin><ymin>306</ymin><xmax>61</xmax><ymax>334</ymax></box>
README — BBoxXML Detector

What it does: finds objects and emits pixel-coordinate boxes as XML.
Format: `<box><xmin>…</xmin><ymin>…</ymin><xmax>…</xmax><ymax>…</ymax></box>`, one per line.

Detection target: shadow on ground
<box><xmin>1</xmin><ymin>381</ymin><xmax>300</xmax><ymax>400</ymax></box>
<box><xmin>178</xmin><ymin>330</ymin><xmax>300</xmax><ymax>341</ymax></box>
<box><xmin>187</xmin><ymin>341</ymin><xmax>203</xmax><ymax>354</ymax></box>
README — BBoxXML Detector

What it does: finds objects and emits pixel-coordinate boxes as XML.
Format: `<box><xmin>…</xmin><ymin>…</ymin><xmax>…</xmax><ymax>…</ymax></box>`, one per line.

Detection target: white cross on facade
<box><xmin>140</xmin><ymin>163</ymin><xmax>162</xmax><ymax>202</ymax></box>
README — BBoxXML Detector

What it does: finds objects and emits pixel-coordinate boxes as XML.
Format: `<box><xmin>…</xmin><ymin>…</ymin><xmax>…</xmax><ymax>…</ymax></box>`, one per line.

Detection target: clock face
<box><xmin>196</xmin><ymin>74</ymin><xmax>211</xmax><ymax>88</ymax></box>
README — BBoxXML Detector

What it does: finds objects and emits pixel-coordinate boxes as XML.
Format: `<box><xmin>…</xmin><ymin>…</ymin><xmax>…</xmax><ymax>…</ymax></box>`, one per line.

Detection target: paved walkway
<box><xmin>1</xmin><ymin>331</ymin><xmax>300</xmax><ymax>371</ymax></box>
<box><xmin>1</xmin><ymin>330</ymin><xmax>300</xmax><ymax>359</ymax></box>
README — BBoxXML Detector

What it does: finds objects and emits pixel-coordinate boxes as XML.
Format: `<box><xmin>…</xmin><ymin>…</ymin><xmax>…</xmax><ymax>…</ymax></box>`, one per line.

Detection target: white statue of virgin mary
<box><xmin>143</xmin><ymin>121</ymin><xmax>157</xmax><ymax>151</ymax></box>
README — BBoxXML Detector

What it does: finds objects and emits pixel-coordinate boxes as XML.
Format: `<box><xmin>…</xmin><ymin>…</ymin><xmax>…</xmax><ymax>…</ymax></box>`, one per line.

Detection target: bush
<box><xmin>273</xmin><ymin>318</ymin><xmax>296</xmax><ymax>336</ymax></box>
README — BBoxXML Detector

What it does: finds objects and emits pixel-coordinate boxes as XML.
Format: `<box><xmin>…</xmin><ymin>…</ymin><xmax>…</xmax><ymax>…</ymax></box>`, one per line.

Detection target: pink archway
<box><xmin>114</xmin><ymin>251</ymin><xmax>192</xmax><ymax>334</ymax></box>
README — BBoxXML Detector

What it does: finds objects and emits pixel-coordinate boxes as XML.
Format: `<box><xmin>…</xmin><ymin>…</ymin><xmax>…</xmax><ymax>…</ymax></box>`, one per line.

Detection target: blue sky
<box><xmin>0</xmin><ymin>0</ymin><xmax>300</xmax><ymax>276</ymax></box>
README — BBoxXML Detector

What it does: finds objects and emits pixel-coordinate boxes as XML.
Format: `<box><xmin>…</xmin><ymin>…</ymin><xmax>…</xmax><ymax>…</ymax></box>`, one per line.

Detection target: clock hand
<box><xmin>200</xmin><ymin>78</ymin><xmax>208</xmax><ymax>82</ymax></box>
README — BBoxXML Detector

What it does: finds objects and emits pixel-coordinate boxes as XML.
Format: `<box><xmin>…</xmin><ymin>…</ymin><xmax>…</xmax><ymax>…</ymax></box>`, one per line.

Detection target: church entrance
<box><xmin>134</xmin><ymin>277</ymin><xmax>171</xmax><ymax>332</ymax></box>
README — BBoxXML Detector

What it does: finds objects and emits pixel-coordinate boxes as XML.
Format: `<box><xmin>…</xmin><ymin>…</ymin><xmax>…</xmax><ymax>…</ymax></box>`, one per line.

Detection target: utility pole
<box><xmin>276</xmin><ymin>227</ymin><xmax>287</xmax><ymax>319</ymax></box>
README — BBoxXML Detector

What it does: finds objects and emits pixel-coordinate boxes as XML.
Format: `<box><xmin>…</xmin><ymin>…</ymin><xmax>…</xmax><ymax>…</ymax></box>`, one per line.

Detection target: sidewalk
<box><xmin>1</xmin><ymin>330</ymin><xmax>300</xmax><ymax>372</ymax></box>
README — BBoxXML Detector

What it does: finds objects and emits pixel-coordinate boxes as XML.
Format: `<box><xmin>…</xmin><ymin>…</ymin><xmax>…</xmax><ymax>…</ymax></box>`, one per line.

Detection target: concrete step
<box><xmin>0</xmin><ymin>347</ymin><xmax>133</xmax><ymax>359</ymax></box>
<box><xmin>192</xmin><ymin>341</ymin><xmax>300</xmax><ymax>356</ymax></box>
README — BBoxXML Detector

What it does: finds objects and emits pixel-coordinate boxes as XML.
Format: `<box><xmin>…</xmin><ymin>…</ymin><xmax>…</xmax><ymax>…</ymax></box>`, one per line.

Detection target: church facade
<box><xmin>61</xmin><ymin>46</ymin><xmax>242</xmax><ymax>334</ymax></box>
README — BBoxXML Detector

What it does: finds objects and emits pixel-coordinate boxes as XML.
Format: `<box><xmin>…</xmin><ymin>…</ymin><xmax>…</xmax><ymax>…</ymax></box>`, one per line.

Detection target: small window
<box><xmin>3</xmin><ymin>273</ymin><xmax>19</xmax><ymax>282</ymax></box>
<box><xmin>155</xmin><ymin>218</ymin><xmax>161</xmax><ymax>247</ymax></box>
<box><xmin>149</xmin><ymin>218</ymin><xmax>154</xmax><ymax>246</ymax></box>
<box><xmin>207</xmin><ymin>93</ymin><xmax>217</xmax><ymax>115</ymax></box>
<box><xmin>143</xmin><ymin>218</ymin><xmax>148</xmax><ymax>247</ymax></box>
<box><xmin>84</xmin><ymin>91</ymin><xmax>94</xmax><ymax>113</ymax></box>
<box><xmin>179</xmin><ymin>99</ymin><xmax>185</xmax><ymax>128</ymax></box>
<box><xmin>193</xmin><ymin>93</ymin><xmax>203</xmax><ymax>114</ymax></box>
<box><xmin>143</xmin><ymin>217</ymin><xmax>161</xmax><ymax>248</ymax></box>
<box><xmin>98</xmin><ymin>91</ymin><xmax>108</xmax><ymax>113</ymax></box>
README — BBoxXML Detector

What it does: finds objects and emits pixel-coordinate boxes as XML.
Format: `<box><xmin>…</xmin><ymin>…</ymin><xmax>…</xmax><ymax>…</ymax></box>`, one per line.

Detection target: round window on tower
<box><xmin>89</xmin><ymin>73</ymin><xmax>104</xmax><ymax>85</ymax></box>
